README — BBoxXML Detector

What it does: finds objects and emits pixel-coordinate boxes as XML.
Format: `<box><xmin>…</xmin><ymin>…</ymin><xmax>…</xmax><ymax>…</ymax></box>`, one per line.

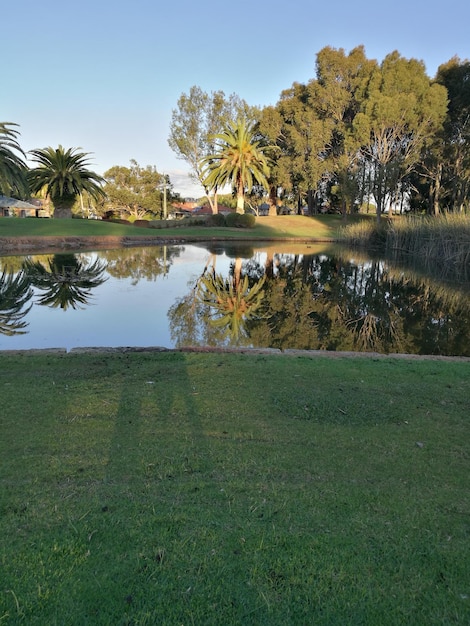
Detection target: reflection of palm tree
<box><xmin>23</xmin><ymin>254</ymin><xmax>107</xmax><ymax>310</ymax></box>
<box><xmin>0</xmin><ymin>270</ymin><xmax>33</xmax><ymax>335</ymax></box>
<box><xmin>197</xmin><ymin>258</ymin><xmax>266</xmax><ymax>342</ymax></box>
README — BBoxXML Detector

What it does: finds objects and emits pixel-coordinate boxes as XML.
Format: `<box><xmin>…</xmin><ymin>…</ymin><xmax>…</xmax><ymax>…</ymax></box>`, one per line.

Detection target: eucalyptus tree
<box><xmin>102</xmin><ymin>160</ymin><xmax>170</xmax><ymax>219</ymax></box>
<box><xmin>353</xmin><ymin>52</ymin><xmax>448</xmax><ymax>221</ymax></box>
<box><xmin>435</xmin><ymin>57</ymin><xmax>470</xmax><ymax>212</ymax></box>
<box><xmin>312</xmin><ymin>46</ymin><xmax>376</xmax><ymax>216</ymax></box>
<box><xmin>0</xmin><ymin>122</ymin><xmax>29</xmax><ymax>198</ymax></box>
<box><xmin>168</xmin><ymin>86</ymin><xmax>252</xmax><ymax>212</ymax></box>
<box><xmin>200</xmin><ymin>118</ymin><xmax>271</xmax><ymax>213</ymax></box>
<box><xmin>27</xmin><ymin>146</ymin><xmax>105</xmax><ymax>219</ymax></box>
<box><xmin>272</xmin><ymin>82</ymin><xmax>330</xmax><ymax>214</ymax></box>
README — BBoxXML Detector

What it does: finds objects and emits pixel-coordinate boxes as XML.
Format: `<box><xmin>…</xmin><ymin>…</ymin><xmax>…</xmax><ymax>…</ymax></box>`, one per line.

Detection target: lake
<box><xmin>1</xmin><ymin>241</ymin><xmax>470</xmax><ymax>356</ymax></box>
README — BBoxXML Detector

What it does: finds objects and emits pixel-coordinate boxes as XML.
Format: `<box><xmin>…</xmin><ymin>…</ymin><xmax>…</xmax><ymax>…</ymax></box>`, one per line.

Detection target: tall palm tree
<box><xmin>0</xmin><ymin>122</ymin><xmax>29</xmax><ymax>198</ymax></box>
<box><xmin>201</xmin><ymin>118</ymin><xmax>271</xmax><ymax>213</ymax></box>
<box><xmin>27</xmin><ymin>146</ymin><xmax>105</xmax><ymax>218</ymax></box>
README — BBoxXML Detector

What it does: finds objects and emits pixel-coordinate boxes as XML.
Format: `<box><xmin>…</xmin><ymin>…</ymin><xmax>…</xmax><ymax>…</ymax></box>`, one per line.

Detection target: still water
<box><xmin>1</xmin><ymin>242</ymin><xmax>470</xmax><ymax>356</ymax></box>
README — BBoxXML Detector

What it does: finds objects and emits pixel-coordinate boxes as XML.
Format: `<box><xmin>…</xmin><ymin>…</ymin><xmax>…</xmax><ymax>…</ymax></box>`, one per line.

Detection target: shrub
<box><xmin>134</xmin><ymin>220</ymin><xmax>150</xmax><ymax>228</ymax></box>
<box><xmin>225</xmin><ymin>212</ymin><xmax>256</xmax><ymax>228</ymax></box>
<box><xmin>206</xmin><ymin>213</ymin><xmax>226</xmax><ymax>227</ymax></box>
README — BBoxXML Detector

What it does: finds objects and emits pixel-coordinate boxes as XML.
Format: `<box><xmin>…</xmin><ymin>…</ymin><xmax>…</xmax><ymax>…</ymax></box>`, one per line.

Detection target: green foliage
<box><xmin>206</xmin><ymin>212</ymin><xmax>226</xmax><ymax>226</ymax></box>
<box><xmin>200</xmin><ymin>118</ymin><xmax>271</xmax><ymax>213</ymax></box>
<box><xmin>27</xmin><ymin>146</ymin><xmax>105</xmax><ymax>219</ymax></box>
<box><xmin>224</xmin><ymin>212</ymin><xmax>256</xmax><ymax>228</ymax></box>
<box><xmin>0</xmin><ymin>121</ymin><xmax>29</xmax><ymax>198</ymax></box>
<box><xmin>102</xmin><ymin>161</ymin><xmax>169</xmax><ymax>220</ymax></box>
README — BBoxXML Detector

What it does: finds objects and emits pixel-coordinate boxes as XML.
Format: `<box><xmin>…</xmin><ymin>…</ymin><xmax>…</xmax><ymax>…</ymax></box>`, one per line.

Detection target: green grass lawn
<box><xmin>1</xmin><ymin>350</ymin><xmax>469</xmax><ymax>625</ymax></box>
<box><xmin>0</xmin><ymin>214</ymin><xmax>351</xmax><ymax>242</ymax></box>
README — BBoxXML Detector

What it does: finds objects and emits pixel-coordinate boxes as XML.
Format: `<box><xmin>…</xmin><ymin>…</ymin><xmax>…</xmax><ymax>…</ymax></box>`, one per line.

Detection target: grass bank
<box><xmin>0</xmin><ymin>215</ymin><xmax>346</xmax><ymax>249</ymax></box>
<box><xmin>1</xmin><ymin>350</ymin><xmax>469</xmax><ymax>624</ymax></box>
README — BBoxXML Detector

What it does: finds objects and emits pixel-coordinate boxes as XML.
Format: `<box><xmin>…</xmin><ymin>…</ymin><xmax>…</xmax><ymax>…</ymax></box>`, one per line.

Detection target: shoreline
<box><xmin>1</xmin><ymin>345</ymin><xmax>469</xmax><ymax>362</ymax></box>
<box><xmin>0</xmin><ymin>234</ymin><xmax>335</xmax><ymax>255</ymax></box>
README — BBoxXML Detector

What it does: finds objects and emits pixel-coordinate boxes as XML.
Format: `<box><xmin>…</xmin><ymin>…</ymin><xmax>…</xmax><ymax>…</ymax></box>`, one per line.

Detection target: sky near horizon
<box><xmin>3</xmin><ymin>0</ymin><xmax>469</xmax><ymax>198</ymax></box>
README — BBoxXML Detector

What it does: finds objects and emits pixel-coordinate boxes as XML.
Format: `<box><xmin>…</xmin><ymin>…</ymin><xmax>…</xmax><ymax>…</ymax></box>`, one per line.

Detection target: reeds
<box><xmin>341</xmin><ymin>214</ymin><xmax>470</xmax><ymax>281</ymax></box>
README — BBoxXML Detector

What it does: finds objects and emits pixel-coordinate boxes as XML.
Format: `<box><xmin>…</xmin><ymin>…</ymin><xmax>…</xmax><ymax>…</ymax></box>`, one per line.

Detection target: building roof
<box><xmin>0</xmin><ymin>194</ymin><xmax>38</xmax><ymax>209</ymax></box>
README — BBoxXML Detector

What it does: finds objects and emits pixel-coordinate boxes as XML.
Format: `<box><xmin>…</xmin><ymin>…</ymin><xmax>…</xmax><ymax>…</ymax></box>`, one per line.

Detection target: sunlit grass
<box><xmin>0</xmin><ymin>214</ymin><xmax>346</xmax><ymax>242</ymax></box>
<box><xmin>1</xmin><ymin>350</ymin><xmax>469</xmax><ymax>624</ymax></box>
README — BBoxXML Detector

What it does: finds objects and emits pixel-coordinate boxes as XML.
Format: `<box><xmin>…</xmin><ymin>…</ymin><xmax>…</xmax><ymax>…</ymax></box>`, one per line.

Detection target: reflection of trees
<box><xmin>102</xmin><ymin>245</ymin><xmax>180</xmax><ymax>284</ymax></box>
<box><xmin>23</xmin><ymin>253</ymin><xmax>107</xmax><ymax>310</ymax></box>
<box><xmin>168</xmin><ymin>253</ymin><xmax>267</xmax><ymax>347</ymax></box>
<box><xmin>248</xmin><ymin>252</ymin><xmax>470</xmax><ymax>356</ymax></box>
<box><xmin>197</xmin><ymin>257</ymin><xmax>266</xmax><ymax>342</ymax></box>
<box><xmin>168</xmin><ymin>245</ymin><xmax>470</xmax><ymax>355</ymax></box>
<box><xmin>0</xmin><ymin>270</ymin><xmax>33</xmax><ymax>335</ymax></box>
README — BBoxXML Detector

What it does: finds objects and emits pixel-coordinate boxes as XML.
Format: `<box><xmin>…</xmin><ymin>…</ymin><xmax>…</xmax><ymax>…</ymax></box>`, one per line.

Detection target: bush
<box><xmin>206</xmin><ymin>213</ymin><xmax>226</xmax><ymax>227</ymax></box>
<box><xmin>225</xmin><ymin>212</ymin><xmax>256</xmax><ymax>228</ymax></box>
<box><xmin>134</xmin><ymin>220</ymin><xmax>150</xmax><ymax>228</ymax></box>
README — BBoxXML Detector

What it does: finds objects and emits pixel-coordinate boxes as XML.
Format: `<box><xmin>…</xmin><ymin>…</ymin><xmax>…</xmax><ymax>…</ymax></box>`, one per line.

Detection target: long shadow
<box><xmin>102</xmin><ymin>350</ymin><xmax>205</xmax><ymax>495</ymax></box>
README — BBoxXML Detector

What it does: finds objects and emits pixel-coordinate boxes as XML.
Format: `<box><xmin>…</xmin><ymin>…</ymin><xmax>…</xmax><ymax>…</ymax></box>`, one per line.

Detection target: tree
<box><xmin>27</xmin><ymin>146</ymin><xmax>105</xmax><ymax>219</ymax></box>
<box><xmin>200</xmin><ymin>118</ymin><xmax>271</xmax><ymax>214</ymax></box>
<box><xmin>168</xmin><ymin>86</ymin><xmax>251</xmax><ymax>212</ymax></box>
<box><xmin>435</xmin><ymin>57</ymin><xmax>470</xmax><ymax>212</ymax></box>
<box><xmin>312</xmin><ymin>46</ymin><xmax>376</xmax><ymax>216</ymax></box>
<box><xmin>354</xmin><ymin>52</ymin><xmax>447</xmax><ymax>221</ymax></box>
<box><xmin>102</xmin><ymin>160</ymin><xmax>170</xmax><ymax>219</ymax></box>
<box><xmin>0</xmin><ymin>122</ymin><xmax>29</xmax><ymax>198</ymax></box>
<box><xmin>272</xmin><ymin>82</ymin><xmax>329</xmax><ymax>214</ymax></box>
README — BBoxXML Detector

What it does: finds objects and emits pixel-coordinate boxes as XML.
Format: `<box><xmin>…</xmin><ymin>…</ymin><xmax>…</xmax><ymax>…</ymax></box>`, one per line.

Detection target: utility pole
<box><xmin>162</xmin><ymin>174</ymin><xmax>167</xmax><ymax>220</ymax></box>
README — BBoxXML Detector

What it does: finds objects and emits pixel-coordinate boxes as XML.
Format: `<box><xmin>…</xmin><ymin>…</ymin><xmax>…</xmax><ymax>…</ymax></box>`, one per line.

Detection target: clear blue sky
<box><xmin>3</xmin><ymin>0</ymin><xmax>469</xmax><ymax>198</ymax></box>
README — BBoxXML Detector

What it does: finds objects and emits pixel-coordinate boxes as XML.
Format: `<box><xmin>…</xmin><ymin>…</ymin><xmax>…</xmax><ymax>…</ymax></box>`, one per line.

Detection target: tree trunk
<box><xmin>206</xmin><ymin>189</ymin><xmax>219</xmax><ymax>214</ymax></box>
<box><xmin>52</xmin><ymin>196</ymin><xmax>75</xmax><ymax>219</ymax></box>
<box><xmin>432</xmin><ymin>162</ymin><xmax>442</xmax><ymax>216</ymax></box>
<box><xmin>268</xmin><ymin>185</ymin><xmax>277</xmax><ymax>216</ymax></box>
<box><xmin>52</xmin><ymin>205</ymin><xmax>73</xmax><ymax>219</ymax></box>
<box><xmin>236</xmin><ymin>180</ymin><xmax>244</xmax><ymax>214</ymax></box>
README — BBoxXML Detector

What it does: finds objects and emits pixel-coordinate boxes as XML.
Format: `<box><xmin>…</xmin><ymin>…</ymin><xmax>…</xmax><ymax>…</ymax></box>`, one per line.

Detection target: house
<box><xmin>0</xmin><ymin>195</ymin><xmax>49</xmax><ymax>218</ymax></box>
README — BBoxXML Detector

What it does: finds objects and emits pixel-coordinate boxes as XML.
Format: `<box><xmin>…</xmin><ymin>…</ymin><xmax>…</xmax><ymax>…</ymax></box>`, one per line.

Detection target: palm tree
<box><xmin>201</xmin><ymin>118</ymin><xmax>271</xmax><ymax>214</ymax></box>
<box><xmin>27</xmin><ymin>146</ymin><xmax>105</xmax><ymax>218</ymax></box>
<box><xmin>0</xmin><ymin>122</ymin><xmax>29</xmax><ymax>198</ymax></box>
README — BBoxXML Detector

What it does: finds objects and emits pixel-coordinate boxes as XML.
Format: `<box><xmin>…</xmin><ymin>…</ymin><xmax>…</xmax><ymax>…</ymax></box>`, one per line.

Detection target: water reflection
<box><xmin>0</xmin><ymin>243</ymin><xmax>469</xmax><ymax>356</ymax></box>
<box><xmin>0</xmin><ymin>269</ymin><xmax>33</xmax><ymax>335</ymax></box>
<box><xmin>23</xmin><ymin>253</ymin><xmax>108</xmax><ymax>310</ymax></box>
<box><xmin>196</xmin><ymin>254</ymin><xmax>267</xmax><ymax>341</ymax></box>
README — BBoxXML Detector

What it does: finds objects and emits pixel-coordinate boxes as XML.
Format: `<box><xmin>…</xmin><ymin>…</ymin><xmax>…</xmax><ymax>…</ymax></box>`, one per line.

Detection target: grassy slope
<box><xmin>0</xmin><ymin>215</ymin><xmax>350</xmax><ymax>241</ymax></box>
<box><xmin>1</xmin><ymin>350</ymin><xmax>469</xmax><ymax>625</ymax></box>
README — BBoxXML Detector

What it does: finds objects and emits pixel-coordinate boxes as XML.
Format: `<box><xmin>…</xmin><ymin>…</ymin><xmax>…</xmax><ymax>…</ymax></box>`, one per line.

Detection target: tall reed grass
<box><xmin>341</xmin><ymin>214</ymin><xmax>470</xmax><ymax>281</ymax></box>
